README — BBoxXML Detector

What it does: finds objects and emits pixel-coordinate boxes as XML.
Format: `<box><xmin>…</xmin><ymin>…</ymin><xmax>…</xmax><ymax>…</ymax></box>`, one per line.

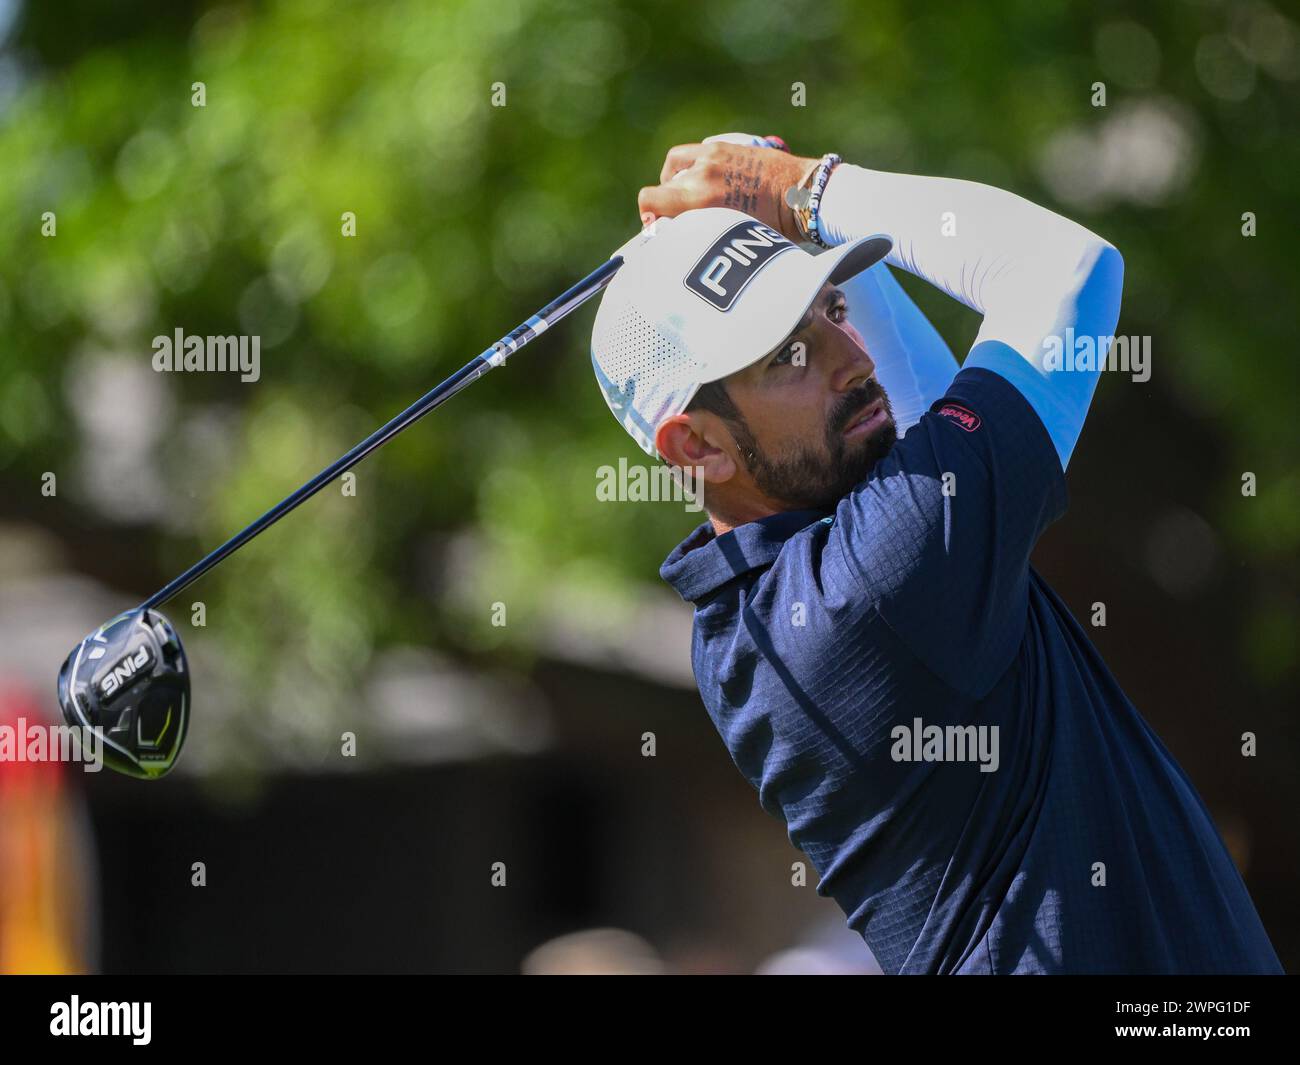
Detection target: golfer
<box><xmin>589</xmin><ymin>135</ymin><xmax>1283</xmax><ymax>975</ymax></box>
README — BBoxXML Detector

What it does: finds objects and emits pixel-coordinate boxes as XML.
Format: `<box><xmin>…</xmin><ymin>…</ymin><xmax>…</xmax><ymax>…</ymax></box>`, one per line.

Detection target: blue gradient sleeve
<box><xmin>818</xmin><ymin>164</ymin><xmax>1125</xmax><ymax>472</ymax></box>
<box><xmin>963</xmin><ymin>243</ymin><xmax>1124</xmax><ymax>467</ymax></box>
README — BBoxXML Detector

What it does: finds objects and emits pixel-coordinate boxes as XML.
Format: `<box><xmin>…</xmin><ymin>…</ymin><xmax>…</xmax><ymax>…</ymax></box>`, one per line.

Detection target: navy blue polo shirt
<box><xmin>661</xmin><ymin>366</ymin><xmax>1282</xmax><ymax>974</ymax></box>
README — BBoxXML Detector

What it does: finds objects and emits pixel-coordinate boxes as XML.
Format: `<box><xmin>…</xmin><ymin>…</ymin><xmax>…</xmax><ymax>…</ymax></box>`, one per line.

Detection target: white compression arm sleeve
<box><xmin>817</xmin><ymin>164</ymin><xmax>1124</xmax><ymax>468</ymax></box>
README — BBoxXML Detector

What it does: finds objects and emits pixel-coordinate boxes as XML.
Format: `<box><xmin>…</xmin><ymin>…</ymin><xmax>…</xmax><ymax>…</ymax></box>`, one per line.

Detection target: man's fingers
<box><xmin>658</xmin><ymin>143</ymin><xmax>708</xmax><ymax>186</ymax></box>
<box><xmin>638</xmin><ymin>182</ymin><xmax>698</xmax><ymax>222</ymax></box>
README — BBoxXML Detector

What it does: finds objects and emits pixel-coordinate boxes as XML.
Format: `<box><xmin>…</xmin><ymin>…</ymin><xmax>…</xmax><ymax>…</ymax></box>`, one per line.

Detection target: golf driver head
<box><xmin>57</xmin><ymin>608</ymin><xmax>189</xmax><ymax>780</ymax></box>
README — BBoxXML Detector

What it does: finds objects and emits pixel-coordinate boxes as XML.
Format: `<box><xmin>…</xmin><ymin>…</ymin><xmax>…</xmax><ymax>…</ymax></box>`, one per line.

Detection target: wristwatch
<box><xmin>785</xmin><ymin>153</ymin><xmax>842</xmax><ymax>248</ymax></box>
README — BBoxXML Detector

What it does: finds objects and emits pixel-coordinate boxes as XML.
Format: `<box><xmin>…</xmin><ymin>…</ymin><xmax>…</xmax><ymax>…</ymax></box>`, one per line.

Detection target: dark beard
<box><xmin>733</xmin><ymin>380</ymin><xmax>898</xmax><ymax>512</ymax></box>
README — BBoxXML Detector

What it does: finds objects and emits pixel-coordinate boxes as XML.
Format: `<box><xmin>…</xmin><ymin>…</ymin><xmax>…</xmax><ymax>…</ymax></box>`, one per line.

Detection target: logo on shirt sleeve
<box><xmin>937</xmin><ymin>403</ymin><xmax>981</xmax><ymax>432</ymax></box>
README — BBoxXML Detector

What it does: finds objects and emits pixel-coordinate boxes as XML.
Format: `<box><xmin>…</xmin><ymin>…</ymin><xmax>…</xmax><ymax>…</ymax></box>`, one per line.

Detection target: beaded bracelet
<box><xmin>803</xmin><ymin>153</ymin><xmax>841</xmax><ymax>248</ymax></box>
<box><xmin>786</xmin><ymin>153</ymin><xmax>841</xmax><ymax>248</ymax></box>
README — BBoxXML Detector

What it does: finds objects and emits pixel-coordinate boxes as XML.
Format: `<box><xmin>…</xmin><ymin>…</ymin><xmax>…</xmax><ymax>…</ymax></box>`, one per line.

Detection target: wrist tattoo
<box><xmin>721</xmin><ymin>157</ymin><xmax>764</xmax><ymax>216</ymax></box>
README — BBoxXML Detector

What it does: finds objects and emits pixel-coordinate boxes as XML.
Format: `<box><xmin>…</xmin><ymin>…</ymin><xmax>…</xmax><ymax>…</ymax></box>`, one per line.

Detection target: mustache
<box><xmin>829</xmin><ymin>379</ymin><xmax>887</xmax><ymax>435</ymax></box>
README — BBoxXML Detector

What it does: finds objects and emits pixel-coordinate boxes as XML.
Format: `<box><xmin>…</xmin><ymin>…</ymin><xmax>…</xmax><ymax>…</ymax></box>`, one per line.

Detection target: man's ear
<box><xmin>656</xmin><ymin>413</ymin><xmax>737</xmax><ymax>484</ymax></box>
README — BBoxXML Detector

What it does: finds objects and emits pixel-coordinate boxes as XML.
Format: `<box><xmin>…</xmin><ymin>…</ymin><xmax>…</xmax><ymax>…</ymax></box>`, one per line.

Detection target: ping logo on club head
<box><xmin>684</xmin><ymin>220</ymin><xmax>794</xmax><ymax>310</ymax></box>
<box><xmin>98</xmin><ymin>644</ymin><xmax>156</xmax><ymax>700</ymax></box>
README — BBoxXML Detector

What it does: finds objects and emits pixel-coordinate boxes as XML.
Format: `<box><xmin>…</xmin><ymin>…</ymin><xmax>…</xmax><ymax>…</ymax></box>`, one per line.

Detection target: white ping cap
<box><xmin>590</xmin><ymin>207</ymin><xmax>892</xmax><ymax>456</ymax></box>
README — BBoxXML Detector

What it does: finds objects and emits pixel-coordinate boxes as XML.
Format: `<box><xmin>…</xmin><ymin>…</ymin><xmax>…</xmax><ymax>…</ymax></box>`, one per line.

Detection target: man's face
<box><xmin>713</xmin><ymin>282</ymin><xmax>897</xmax><ymax>512</ymax></box>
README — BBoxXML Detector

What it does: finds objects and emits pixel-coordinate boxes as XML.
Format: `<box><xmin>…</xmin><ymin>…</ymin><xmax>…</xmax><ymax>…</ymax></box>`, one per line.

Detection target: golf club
<box><xmin>57</xmin><ymin>253</ymin><xmax>627</xmax><ymax>779</ymax></box>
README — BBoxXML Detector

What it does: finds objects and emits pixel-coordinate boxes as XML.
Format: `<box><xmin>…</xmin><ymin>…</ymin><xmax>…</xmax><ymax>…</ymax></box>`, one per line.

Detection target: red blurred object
<box><xmin>0</xmin><ymin>680</ymin><xmax>92</xmax><ymax>973</ymax></box>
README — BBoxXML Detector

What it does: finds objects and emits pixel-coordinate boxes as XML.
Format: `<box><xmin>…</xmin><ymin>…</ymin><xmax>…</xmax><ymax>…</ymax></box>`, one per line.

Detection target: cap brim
<box><xmin>694</xmin><ymin>232</ymin><xmax>893</xmax><ymax>385</ymax></box>
<box><xmin>824</xmin><ymin>234</ymin><xmax>894</xmax><ymax>285</ymax></box>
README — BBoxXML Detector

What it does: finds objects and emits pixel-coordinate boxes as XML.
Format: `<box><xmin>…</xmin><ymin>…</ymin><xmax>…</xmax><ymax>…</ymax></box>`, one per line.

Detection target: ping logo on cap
<box><xmin>684</xmin><ymin>220</ymin><xmax>794</xmax><ymax>310</ymax></box>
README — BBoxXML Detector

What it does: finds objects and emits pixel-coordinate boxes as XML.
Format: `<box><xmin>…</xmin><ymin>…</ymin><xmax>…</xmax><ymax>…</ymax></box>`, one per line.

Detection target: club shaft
<box><xmin>141</xmin><ymin>255</ymin><xmax>624</xmax><ymax>611</ymax></box>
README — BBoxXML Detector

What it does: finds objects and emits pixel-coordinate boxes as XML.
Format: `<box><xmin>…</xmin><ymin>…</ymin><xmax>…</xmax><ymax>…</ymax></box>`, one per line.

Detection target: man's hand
<box><xmin>637</xmin><ymin>141</ymin><xmax>818</xmax><ymax>242</ymax></box>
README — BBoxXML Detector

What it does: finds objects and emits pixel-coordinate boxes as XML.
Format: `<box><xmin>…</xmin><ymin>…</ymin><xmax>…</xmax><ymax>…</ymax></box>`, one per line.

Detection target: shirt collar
<box><xmin>659</xmin><ymin>508</ymin><xmax>831</xmax><ymax>603</ymax></box>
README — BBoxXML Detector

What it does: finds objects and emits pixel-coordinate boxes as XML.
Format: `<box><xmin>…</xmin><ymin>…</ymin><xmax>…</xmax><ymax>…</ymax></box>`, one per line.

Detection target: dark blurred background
<box><xmin>0</xmin><ymin>0</ymin><xmax>1295</xmax><ymax>973</ymax></box>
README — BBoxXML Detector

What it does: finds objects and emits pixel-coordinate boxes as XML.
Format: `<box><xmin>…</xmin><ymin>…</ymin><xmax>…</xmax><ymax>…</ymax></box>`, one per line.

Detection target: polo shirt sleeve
<box><xmin>828</xmin><ymin>364</ymin><xmax>1068</xmax><ymax>699</ymax></box>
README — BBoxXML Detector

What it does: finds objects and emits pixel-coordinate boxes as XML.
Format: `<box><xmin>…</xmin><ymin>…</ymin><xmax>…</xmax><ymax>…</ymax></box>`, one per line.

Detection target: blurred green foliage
<box><xmin>0</xmin><ymin>0</ymin><xmax>1295</xmax><ymax>766</ymax></box>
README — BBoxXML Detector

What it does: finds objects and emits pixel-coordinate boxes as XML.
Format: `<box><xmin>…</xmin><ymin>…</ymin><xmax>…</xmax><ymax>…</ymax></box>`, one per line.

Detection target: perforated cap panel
<box><xmin>588</xmin><ymin>208</ymin><xmax>893</xmax><ymax>458</ymax></box>
<box><xmin>591</xmin><ymin>274</ymin><xmax>706</xmax><ymax>457</ymax></box>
